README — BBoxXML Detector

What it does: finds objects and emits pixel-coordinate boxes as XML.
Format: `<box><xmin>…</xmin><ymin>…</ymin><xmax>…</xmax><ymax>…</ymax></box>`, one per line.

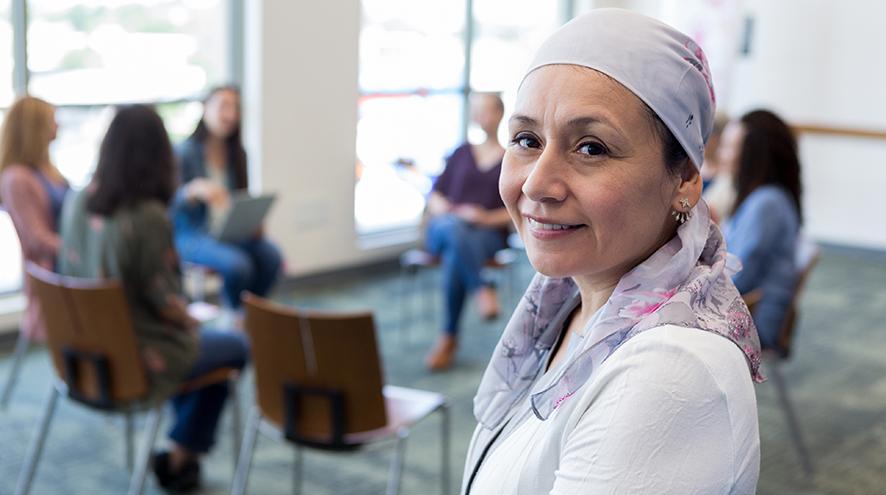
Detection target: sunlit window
<box><xmin>355</xmin><ymin>0</ymin><xmax>467</xmax><ymax>235</ymax></box>
<box><xmin>0</xmin><ymin>0</ymin><xmax>228</xmax><ymax>295</ymax></box>
<box><xmin>27</xmin><ymin>0</ymin><xmax>228</xmax><ymax>105</ymax></box>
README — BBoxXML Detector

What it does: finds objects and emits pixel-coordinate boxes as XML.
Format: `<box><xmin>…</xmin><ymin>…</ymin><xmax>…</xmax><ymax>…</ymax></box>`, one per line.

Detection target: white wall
<box><xmin>726</xmin><ymin>0</ymin><xmax>886</xmax><ymax>250</ymax></box>
<box><xmin>243</xmin><ymin>0</ymin><xmax>410</xmax><ymax>277</ymax></box>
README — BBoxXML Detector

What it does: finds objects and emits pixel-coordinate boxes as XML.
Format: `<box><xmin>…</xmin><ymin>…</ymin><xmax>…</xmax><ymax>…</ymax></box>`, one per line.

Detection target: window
<box><xmin>0</xmin><ymin>0</ymin><xmax>231</xmax><ymax>295</ymax></box>
<box><xmin>355</xmin><ymin>0</ymin><xmax>561</xmax><ymax>236</ymax></box>
<box><xmin>355</xmin><ymin>0</ymin><xmax>467</xmax><ymax>235</ymax></box>
<box><xmin>27</xmin><ymin>0</ymin><xmax>228</xmax><ymax>105</ymax></box>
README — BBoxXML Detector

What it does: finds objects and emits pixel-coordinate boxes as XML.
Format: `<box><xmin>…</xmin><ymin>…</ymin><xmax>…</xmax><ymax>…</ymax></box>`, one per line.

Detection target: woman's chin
<box><xmin>528</xmin><ymin>257</ymin><xmax>579</xmax><ymax>279</ymax></box>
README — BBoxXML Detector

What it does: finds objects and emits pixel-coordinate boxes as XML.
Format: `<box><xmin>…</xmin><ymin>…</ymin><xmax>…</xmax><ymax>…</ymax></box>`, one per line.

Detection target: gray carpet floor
<box><xmin>0</xmin><ymin>248</ymin><xmax>884</xmax><ymax>494</ymax></box>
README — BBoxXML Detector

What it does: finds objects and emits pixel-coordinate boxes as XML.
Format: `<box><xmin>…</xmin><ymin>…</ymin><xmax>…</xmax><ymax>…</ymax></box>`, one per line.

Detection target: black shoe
<box><xmin>151</xmin><ymin>451</ymin><xmax>201</xmax><ymax>493</ymax></box>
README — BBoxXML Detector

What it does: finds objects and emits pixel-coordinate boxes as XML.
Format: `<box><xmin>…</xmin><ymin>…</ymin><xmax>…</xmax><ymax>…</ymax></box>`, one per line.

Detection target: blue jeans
<box><xmin>425</xmin><ymin>215</ymin><xmax>506</xmax><ymax>336</ymax></box>
<box><xmin>176</xmin><ymin>233</ymin><xmax>283</xmax><ymax>308</ymax></box>
<box><xmin>169</xmin><ymin>329</ymin><xmax>249</xmax><ymax>454</ymax></box>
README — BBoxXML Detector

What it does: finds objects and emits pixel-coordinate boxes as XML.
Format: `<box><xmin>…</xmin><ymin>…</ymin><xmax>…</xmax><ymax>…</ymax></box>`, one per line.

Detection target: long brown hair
<box><xmin>0</xmin><ymin>96</ymin><xmax>60</xmax><ymax>202</ymax></box>
<box><xmin>189</xmin><ymin>85</ymin><xmax>248</xmax><ymax>189</ymax></box>
<box><xmin>731</xmin><ymin>109</ymin><xmax>803</xmax><ymax>223</ymax></box>
<box><xmin>87</xmin><ymin>105</ymin><xmax>175</xmax><ymax>216</ymax></box>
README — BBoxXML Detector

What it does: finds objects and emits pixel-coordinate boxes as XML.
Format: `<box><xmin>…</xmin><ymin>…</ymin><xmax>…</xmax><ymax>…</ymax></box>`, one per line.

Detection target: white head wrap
<box><xmin>521</xmin><ymin>8</ymin><xmax>716</xmax><ymax>169</ymax></box>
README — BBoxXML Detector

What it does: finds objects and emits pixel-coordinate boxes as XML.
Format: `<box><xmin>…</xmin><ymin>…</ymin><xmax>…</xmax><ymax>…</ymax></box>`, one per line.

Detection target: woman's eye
<box><xmin>512</xmin><ymin>134</ymin><xmax>540</xmax><ymax>149</ymax></box>
<box><xmin>577</xmin><ymin>142</ymin><xmax>608</xmax><ymax>156</ymax></box>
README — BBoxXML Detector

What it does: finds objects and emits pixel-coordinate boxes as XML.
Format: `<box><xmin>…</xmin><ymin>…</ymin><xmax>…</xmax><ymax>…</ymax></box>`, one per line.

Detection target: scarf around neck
<box><xmin>473</xmin><ymin>201</ymin><xmax>764</xmax><ymax>430</ymax></box>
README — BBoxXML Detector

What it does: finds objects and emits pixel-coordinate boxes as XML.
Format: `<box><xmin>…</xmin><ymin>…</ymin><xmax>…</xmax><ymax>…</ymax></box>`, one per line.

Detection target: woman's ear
<box><xmin>671</xmin><ymin>163</ymin><xmax>702</xmax><ymax>212</ymax></box>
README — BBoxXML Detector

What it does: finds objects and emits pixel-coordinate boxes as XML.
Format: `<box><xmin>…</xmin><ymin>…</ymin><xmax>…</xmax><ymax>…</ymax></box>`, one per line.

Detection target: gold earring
<box><xmin>672</xmin><ymin>198</ymin><xmax>692</xmax><ymax>224</ymax></box>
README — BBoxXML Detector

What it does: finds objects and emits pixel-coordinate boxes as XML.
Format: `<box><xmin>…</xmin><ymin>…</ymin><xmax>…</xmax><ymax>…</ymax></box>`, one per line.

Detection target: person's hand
<box><xmin>453</xmin><ymin>204</ymin><xmax>487</xmax><ymax>225</ymax></box>
<box><xmin>187</xmin><ymin>178</ymin><xmax>229</xmax><ymax>208</ymax></box>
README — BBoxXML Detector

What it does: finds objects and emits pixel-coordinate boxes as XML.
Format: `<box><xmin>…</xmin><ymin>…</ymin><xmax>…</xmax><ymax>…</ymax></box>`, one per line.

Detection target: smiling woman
<box><xmin>463</xmin><ymin>9</ymin><xmax>763</xmax><ymax>495</ymax></box>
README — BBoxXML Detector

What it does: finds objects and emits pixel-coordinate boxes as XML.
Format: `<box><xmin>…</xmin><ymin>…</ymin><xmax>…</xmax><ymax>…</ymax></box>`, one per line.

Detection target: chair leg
<box><xmin>127</xmin><ymin>404</ymin><xmax>164</xmax><ymax>495</ymax></box>
<box><xmin>399</xmin><ymin>264</ymin><xmax>411</xmax><ymax>345</ymax></box>
<box><xmin>440</xmin><ymin>404</ymin><xmax>450</xmax><ymax>495</ymax></box>
<box><xmin>293</xmin><ymin>445</ymin><xmax>303</xmax><ymax>495</ymax></box>
<box><xmin>229</xmin><ymin>378</ymin><xmax>242</xmax><ymax>473</ymax></box>
<box><xmin>1</xmin><ymin>331</ymin><xmax>31</xmax><ymax>409</ymax></box>
<box><xmin>231</xmin><ymin>406</ymin><xmax>262</xmax><ymax>495</ymax></box>
<box><xmin>125</xmin><ymin>410</ymin><xmax>135</xmax><ymax>471</ymax></box>
<box><xmin>14</xmin><ymin>383</ymin><xmax>59</xmax><ymax>495</ymax></box>
<box><xmin>386</xmin><ymin>428</ymin><xmax>409</xmax><ymax>495</ymax></box>
<box><xmin>769</xmin><ymin>359</ymin><xmax>815</xmax><ymax>476</ymax></box>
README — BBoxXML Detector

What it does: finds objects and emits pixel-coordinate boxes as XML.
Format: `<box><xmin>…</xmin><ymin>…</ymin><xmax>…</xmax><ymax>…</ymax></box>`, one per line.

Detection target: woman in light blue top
<box><xmin>720</xmin><ymin>109</ymin><xmax>803</xmax><ymax>352</ymax></box>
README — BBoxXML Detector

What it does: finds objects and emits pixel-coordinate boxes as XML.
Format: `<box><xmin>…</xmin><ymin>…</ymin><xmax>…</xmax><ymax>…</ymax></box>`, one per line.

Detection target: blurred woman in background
<box><xmin>59</xmin><ymin>105</ymin><xmax>248</xmax><ymax>492</ymax></box>
<box><xmin>722</xmin><ymin>109</ymin><xmax>803</xmax><ymax>351</ymax></box>
<box><xmin>0</xmin><ymin>95</ymin><xmax>68</xmax><ymax>342</ymax></box>
<box><xmin>172</xmin><ymin>85</ymin><xmax>282</xmax><ymax>310</ymax></box>
<box><xmin>424</xmin><ymin>92</ymin><xmax>513</xmax><ymax>371</ymax></box>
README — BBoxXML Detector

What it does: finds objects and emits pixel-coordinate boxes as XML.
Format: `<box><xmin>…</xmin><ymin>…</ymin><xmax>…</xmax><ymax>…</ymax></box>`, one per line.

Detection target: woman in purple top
<box><xmin>424</xmin><ymin>93</ymin><xmax>513</xmax><ymax>370</ymax></box>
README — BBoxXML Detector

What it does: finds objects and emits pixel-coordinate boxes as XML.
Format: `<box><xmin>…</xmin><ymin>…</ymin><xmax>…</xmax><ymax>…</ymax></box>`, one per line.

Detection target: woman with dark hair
<box><xmin>172</xmin><ymin>85</ymin><xmax>282</xmax><ymax>309</ymax></box>
<box><xmin>59</xmin><ymin>105</ymin><xmax>248</xmax><ymax>492</ymax></box>
<box><xmin>720</xmin><ymin>109</ymin><xmax>803</xmax><ymax>350</ymax></box>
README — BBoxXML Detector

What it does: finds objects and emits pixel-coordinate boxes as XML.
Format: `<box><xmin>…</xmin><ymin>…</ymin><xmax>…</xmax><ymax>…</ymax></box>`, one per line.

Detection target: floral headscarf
<box><xmin>474</xmin><ymin>200</ymin><xmax>764</xmax><ymax>430</ymax></box>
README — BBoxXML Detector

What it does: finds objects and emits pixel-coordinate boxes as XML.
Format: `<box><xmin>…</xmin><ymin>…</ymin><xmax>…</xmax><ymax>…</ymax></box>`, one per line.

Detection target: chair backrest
<box><xmin>25</xmin><ymin>263</ymin><xmax>148</xmax><ymax>407</ymax></box>
<box><xmin>776</xmin><ymin>234</ymin><xmax>821</xmax><ymax>354</ymax></box>
<box><xmin>242</xmin><ymin>293</ymin><xmax>387</xmax><ymax>445</ymax></box>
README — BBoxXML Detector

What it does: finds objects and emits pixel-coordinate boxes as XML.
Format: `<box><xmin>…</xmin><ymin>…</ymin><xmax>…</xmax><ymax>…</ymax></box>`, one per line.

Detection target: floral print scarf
<box><xmin>474</xmin><ymin>201</ymin><xmax>764</xmax><ymax>430</ymax></box>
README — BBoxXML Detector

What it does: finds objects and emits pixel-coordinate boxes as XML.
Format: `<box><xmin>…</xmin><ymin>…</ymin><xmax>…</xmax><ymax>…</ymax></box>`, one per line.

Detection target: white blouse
<box><xmin>465</xmin><ymin>325</ymin><xmax>760</xmax><ymax>495</ymax></box>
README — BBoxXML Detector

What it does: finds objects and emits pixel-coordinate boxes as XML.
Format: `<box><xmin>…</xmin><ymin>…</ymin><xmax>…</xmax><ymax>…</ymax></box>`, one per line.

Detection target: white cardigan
<box><xmin>463</xmin><ymin>325</ymin><xmax>760</xmax><ymax>495</ymax></box>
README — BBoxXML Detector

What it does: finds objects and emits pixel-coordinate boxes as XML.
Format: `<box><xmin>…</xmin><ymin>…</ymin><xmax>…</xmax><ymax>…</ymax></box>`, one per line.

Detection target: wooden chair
<box><xmin>15</xmin><ymin>263</ymin><xmax>241</xmax><ymax>495</ymax></box>
<box><xmin>398</xmin><ymin>247</ymin><xmax>518</xmax><ymax>341</ymax></box>
<box><xmin>742</xmin><ymin>234</ymin><xmax>820</xmax><ymax>476</ymax></box>
<box><xmin>232</xmin><ymin>293</ymin><xmax>450</xmax><ymax>495</ymax></box>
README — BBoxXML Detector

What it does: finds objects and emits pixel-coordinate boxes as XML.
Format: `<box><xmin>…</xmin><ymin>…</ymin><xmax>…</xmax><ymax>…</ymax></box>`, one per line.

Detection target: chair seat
<box><xmin>343</xmin><ymin>385</ymin><xmax>446</xmax><ymax>445</ymax></box>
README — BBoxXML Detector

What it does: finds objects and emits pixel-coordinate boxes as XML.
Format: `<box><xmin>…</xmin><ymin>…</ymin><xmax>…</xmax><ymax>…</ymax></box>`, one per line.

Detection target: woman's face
<box><xmin>716</xmin><ymin>121</ymin><xmax>745</xmax><ymax>178</ymax></box>
<box><xmin>500</xmin><ymin>65</ymin><xmax>693</xmax><ymax>284</ymax></box>
<box><xmin>470</xmin><ymin>94</ymin><xmax>503</xmax><ymax>135</ymax></box>
<box><xmin>203</xmin><ymin>89</ymin><xmax>240</xmax><ymax>138</ymax></box>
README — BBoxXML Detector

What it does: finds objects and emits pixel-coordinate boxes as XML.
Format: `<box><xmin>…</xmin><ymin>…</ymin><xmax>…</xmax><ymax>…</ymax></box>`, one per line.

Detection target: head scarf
<box><xmin>473</xmin><ymin>9</ymin><xmax>763</xmax><ymax>431</ymax></box>
<box><xmin>522</xmin><ymin>8</ymin><xmax>715</xmax><ymax>169</ymax></box>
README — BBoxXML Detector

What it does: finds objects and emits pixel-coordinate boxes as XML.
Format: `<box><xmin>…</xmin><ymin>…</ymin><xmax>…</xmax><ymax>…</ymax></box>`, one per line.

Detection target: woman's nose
<box><xmin>522</xmin><ymin>148</ymin><xmax>567</xmax><ymax>204</ymax></box>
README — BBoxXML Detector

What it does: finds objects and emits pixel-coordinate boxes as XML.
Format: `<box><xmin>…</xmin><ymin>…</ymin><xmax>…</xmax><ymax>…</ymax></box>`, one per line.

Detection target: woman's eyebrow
<box><xmin>509</xmin><ymin>114</ymin><xmax>622</xmax><ymax>133</ymax></box>
<box><xmin>509</xmin><ymin>114</ymin><xmax>538</xmax><ymax>127</ymax></box>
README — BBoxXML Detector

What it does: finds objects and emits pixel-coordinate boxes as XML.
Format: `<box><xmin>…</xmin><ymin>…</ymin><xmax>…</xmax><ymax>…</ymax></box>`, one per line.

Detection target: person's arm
<box><xmin>427</xmin><ymin>191</ymin><xmax>453</xmax><ymax>217</ymax></box>
<box><xmin>452</xmin><ymin>204</ymin><xmax>511</xmax><ymax>228</ymax></box>
<box><xmin>0</xmin><ymin>167</ymin><xmax>60</xmax><ymax>260</ymax></box>
<box><xmin>728</xmin><ymin>192</ymin><xmax>783</xmax><ymax>294</ymax></box>
<box><xmin>549</xmin><ymin>333</ymin><xmax>756</xmax><ymax>494</ymax></box>
<box><xmin>131</xmin><ymin>204</ymin><xmax>197</xmax><ymax>332</ymax></box>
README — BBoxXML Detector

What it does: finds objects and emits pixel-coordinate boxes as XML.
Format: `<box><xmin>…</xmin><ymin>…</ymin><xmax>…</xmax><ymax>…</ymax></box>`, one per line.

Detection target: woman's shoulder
<box><xmin>1</xmin><ymin>163</ymin><xmax>39</xmax><ymax>187</ymax></box>
<box><xmin>594</xmin><ymin>325</ymin><xmax>757</xmax><ymax>405</ymax></box>
<box><xmin>743</xmin><ymin>184</ymin><xmax>794</xmax><ymax>211</ymax></box>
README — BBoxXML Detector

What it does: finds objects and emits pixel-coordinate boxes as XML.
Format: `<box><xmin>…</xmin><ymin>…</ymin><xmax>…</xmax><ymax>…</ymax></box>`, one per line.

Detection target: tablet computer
<box><xmin>212</xmin><ymin>193</ymin><xmax>276</xmax><ymax>243</ymax></box>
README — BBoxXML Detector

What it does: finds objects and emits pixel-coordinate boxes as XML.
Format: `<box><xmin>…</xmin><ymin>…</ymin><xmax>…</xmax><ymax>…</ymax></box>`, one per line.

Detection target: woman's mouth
<box><xmin>525</xmin><ymin>216</ymin><xmax>586</xmax><ymax>239</ymax></box>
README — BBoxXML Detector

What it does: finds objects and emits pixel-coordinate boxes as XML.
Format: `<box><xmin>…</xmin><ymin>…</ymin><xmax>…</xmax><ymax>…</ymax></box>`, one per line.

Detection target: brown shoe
<box><xmin>476</xmin><ymin>286</ymin><xmax>500</xmax><ymax>320</ymax></box>
<box><xmin>425</xmin><ymin>335</ymin><xmax>458</xmax><ymax>371</ymax></box>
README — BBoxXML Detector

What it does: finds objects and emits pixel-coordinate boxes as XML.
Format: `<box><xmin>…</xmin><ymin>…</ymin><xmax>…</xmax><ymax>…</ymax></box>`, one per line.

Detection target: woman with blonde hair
<box><xmin>0</xmin><ymin>95</ymin><xmax>69</xmax><ymax>342</ymax></box>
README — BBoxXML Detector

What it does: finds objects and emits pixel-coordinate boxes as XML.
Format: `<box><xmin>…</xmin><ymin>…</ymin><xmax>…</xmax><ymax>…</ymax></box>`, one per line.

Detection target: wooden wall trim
<box><xmin>793</xmin><ymin>124</ymin><xmax>886</xmax><ymax>141</ymax></box>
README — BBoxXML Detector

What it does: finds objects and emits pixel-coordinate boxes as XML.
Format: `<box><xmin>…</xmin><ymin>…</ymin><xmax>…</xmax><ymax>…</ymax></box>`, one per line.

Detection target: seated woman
<box><xmin>464</xmin><ymin>10</ymin><xmax>763</xmax><ymax>494</ymax></box>
<box><xmin>720</xmin><ymin>109</ymin><xmax>803</xmax><ymax>351</ymax></box>
<box><xmin>58</xmin><ymin>105</ymin><xmax>248</xmax><ymax>493</ymax></box>
<box><xmin>171</xmin><ymin>85</ymin><xmax>282</xmax><ymax>310</ymax></box>
<box><xmin>0</xmin><ymin>96</ymin><xmax>69</xmax><ymax>343</ymax></box>
<box><xmin>424</xmin><ymin>92</ymin><xmax>513</xmax><ymax>371</ymax></box>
